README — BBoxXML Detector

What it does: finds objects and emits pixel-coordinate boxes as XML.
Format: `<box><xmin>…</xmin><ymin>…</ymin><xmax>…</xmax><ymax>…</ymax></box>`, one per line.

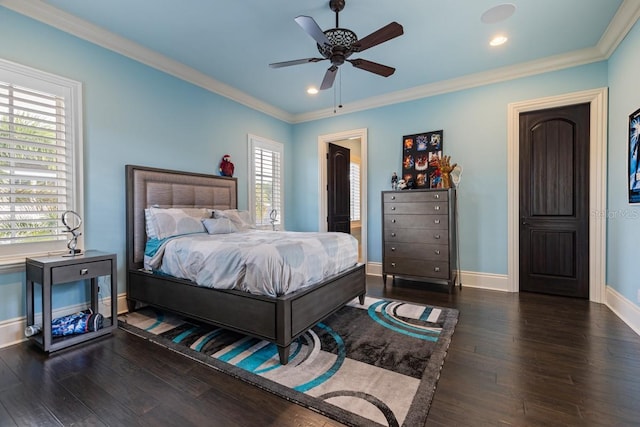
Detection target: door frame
<box><xmin>507</xmin><ymin>87</ymin><xmax>607</xmax><ymax>303</ymax></box>
<box><xmin>318</xmin><ymin>128</ymin><xmax>368</xmax><ymax>266</ymax></box>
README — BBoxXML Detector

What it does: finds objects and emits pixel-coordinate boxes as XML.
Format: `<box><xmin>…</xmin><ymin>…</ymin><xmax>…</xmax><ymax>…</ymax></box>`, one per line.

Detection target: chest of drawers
<box><xmin>381</xmin><ymin>189</ymin><xmax>458</xmax><ymax>291</ymax></box>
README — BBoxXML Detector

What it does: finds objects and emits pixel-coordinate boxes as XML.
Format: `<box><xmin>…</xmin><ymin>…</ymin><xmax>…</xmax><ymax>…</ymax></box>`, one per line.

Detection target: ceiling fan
<box><xmin>269</xmin><ymin>0</ymin><xmax>404</xmax><ymax>90</ymax></box>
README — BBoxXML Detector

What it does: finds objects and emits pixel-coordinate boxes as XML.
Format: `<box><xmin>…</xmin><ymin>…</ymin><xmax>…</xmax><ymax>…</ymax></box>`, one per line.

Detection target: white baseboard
<box><xmin>0</xmin><ymin>293</ymin><xmax>129</xmax><ymax>349</ymax></box>
<box><xmin>366</xmin><ymin>262</ymin><xmax>510</xmax><ymax>292</ymax></box>
<box><xmin>605</xmin><ymin>286</ymin><xmax>640</xmax><ymax>336</ymax></box>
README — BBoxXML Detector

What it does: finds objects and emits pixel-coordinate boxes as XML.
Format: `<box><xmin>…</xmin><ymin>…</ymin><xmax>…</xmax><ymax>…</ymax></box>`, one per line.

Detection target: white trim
<box><xmin>318</xmin><ymin>129</ymin><xmax>368</xmax><ymax>264</ymax></box>
<box><xmin>3</xmin><ymin>0</ymin><xmax>638</xmax><ymax>123</ymax></box>
<box><xmin>507</xmin><ymin>88</ymin><xmax>608</xmax><ymax>303</ymax></box>
<box><xmin>0</xmin><ymin>292</ymin><xmax>129</xmax><ymax>349</ymax></box>
<box><xmin>367</xmin><ymin>262</ymin><xmax>510</xmax><ymax>292</ymax></box>
<box><xmin>606</xmin><ymin>286</ymin><xmax>640</xmax><ymax>336</ymax></box>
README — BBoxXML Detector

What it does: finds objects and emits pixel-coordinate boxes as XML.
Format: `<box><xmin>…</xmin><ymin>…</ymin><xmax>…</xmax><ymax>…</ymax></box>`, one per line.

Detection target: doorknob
<box><xmin>521</xmin><ymin>217</ymin><xmax>528</xmax><ymax>225</ymax></box>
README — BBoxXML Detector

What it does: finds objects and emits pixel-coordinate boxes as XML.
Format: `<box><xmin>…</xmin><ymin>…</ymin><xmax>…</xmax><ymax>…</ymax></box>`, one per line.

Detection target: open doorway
<box><xmin>318</xmin><ymin>129</ymin><xmax>367</xmax><ymax>265</ymax></box>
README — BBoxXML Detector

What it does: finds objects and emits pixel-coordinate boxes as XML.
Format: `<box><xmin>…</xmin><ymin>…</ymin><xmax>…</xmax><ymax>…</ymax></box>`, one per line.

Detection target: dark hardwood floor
<box><xmin>1</xmin><ymin>275</ymin><xmax>639</xmax><ymax>426</ymax></box>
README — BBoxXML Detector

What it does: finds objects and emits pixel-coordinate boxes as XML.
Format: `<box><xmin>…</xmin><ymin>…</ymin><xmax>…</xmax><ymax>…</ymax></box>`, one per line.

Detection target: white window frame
<box><xmin>0</xmin><ymin>58</ymin><xmax>83</xmax><ymax>270</ymax></box>
<box><xmin>248</xmin><ymin>134</ymin><xmax>284</xmax><ymax>230</ymax></box>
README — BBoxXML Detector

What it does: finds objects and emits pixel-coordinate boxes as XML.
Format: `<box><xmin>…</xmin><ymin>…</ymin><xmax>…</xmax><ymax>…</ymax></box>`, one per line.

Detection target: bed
<box><xmin>125</xmin><ymin>164</ymin><xmax>366</xmax><ymax>364</ymax></box>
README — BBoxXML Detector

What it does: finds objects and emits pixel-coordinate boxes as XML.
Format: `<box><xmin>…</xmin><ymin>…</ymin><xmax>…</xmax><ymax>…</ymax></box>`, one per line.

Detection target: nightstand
<box><xmin>25</xmin><ymin>250</ymin><xmax>117</xmax><ymax>352</ymax></box>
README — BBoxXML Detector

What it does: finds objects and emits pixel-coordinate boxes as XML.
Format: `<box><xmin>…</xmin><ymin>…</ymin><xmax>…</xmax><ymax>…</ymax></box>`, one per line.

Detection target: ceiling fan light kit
<box><xmin>269</xmin><ymin>0</ymin><xmax>403</xmax><ymax>91</ymax></box>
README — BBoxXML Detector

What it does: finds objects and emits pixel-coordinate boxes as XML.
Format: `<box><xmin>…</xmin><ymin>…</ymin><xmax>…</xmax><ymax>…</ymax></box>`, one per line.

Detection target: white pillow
<box><xmin>213</xmin><ymin>209</ymin><xmax>254</xmax><ymax>230</ymax></box>
<box><xmin>146</xmin><ymin>207</ymin><xmax>208</xmax><ymax>239</ymax></box>
<box><xmin>202</xmin><ymin>217</ymin><xmax>238</xmax><ymax>234</ymax></box>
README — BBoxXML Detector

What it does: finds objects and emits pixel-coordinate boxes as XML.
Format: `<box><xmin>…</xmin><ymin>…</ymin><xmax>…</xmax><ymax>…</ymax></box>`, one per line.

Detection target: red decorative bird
<box><xmin>219</xmin><ymin>154</ymin><xmax>234</xmax><ymax>177</ymax></box>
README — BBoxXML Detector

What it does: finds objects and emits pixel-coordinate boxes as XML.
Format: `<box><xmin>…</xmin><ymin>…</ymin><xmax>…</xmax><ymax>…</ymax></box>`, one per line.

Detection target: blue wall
<box><xmin>607</xmin><ymin>18</ymin><xmax>640</xmax><ymax>305</ymax></box>
<box><xmin>1</xmin><ymin>6</ymin><xmax>639</xmax><ymax>325</ymax></box>
<box><xmin>291</xmin><ymin>63</ymin><xmax>609</xmax><ymax>274</ymax></box>
<box><xmin>0</xmin><ymin>7</ymin><xmax>292</xmax><ymax>321</ymax></box>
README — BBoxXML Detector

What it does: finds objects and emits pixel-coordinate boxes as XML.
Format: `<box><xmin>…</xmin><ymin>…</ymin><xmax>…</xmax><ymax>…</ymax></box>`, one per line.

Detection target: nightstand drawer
<box><xmin>52</xmin><ymin>260</ymin><xmax>112</xmax><ymax>283</ymax></box>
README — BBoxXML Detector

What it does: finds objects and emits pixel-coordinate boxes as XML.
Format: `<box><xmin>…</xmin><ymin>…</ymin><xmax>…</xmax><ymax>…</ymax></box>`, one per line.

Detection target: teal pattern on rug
<box><xmin>119</xmin><ymin>296</ymin><xmax>458</xmax><ymax>427</ymax></box>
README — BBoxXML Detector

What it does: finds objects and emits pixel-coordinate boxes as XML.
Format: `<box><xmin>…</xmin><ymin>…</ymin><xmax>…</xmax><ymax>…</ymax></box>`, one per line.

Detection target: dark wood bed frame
<box><xmin>125</xmin><ymin>165</ymin><xmax>366</xmax><ymax>364</ymax></box>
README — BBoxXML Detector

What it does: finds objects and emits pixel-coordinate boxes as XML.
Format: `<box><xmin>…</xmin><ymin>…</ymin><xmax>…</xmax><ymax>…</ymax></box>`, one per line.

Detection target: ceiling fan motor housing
<box><xmin>317</xmin><ymin>28</ymin><xmax>357</xmax><ymax>64</ymax></box>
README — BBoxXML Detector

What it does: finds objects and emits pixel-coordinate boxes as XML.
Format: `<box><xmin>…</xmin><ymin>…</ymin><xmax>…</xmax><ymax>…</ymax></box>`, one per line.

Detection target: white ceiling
<box><xmin>3</xmin><ymin>0</ymin><xmax>639</xmax><ymax>122</ymax></box>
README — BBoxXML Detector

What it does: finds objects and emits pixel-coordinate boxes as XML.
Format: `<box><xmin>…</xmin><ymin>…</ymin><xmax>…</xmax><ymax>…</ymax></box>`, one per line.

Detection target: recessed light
<box><xmin>481</xmin><ymin>3</ymin><xmax>516</xmax><ymax>24</ymax></box>
<box><xmin>490</xmin><ymin>35</ymin><xmax>508</xmax><ymax>46</ymax></box>
<box><xmin>307</xmin><ymin>87</ymin><xmax>318</xmax><ymax>95</ymax></box>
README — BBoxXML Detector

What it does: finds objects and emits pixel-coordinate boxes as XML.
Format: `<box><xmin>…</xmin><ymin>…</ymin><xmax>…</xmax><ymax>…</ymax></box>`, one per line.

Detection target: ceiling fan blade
<box><xmin>295</xmin><ymin>15</ymin><xmax>331</xmax><ymax>48</ymax></box>
<box><xmin>351</xmin><ymin>22</ymin><xmax>404</xmax><ymax>52</ymax></box>
<box><xmin>269</xmin><ymin>58</ymin><xmax>326</xmax><ymax>68</ymax></box>
<box><xmin>348</xmin><ymin>59</ymin><xmax>395</xmax><ymax>77</ymax></box>
<box><xmin>320</xmin><ymin>65</ymin><xmax>339</xmax><ymax>90</ymax></box>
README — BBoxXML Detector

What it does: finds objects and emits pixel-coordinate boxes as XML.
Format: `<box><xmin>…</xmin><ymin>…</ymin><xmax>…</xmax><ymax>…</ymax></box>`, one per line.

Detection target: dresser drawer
<box><xmin>51</xmin><ymin>260</ymin><xmax>112</xmax><ymax>283</ymax></box>
<box><xmin>385</xmin><ymin>214</ymin><xmax>448</xmax><ymax>230</ymax></box>
<box><xmin>383</xmin><ymin>191</ymin><xmax>448</xmax><ymax>203</ymax></box>
<box><xmin>383</xmin><ymin>201</ymin><xmax>448</xmax><ymax>215</ymax></box>
<box><xmin>384</xmin><ymin>258</ymin><xmax>450</xmax><ymax>279</ymax></box>
<box><xmin>385</xmin><ymin>228</ymin><xmax>448</xmax><ymax>244</ymax></box>
<box><xmin>385</xmin><ymin>243</ymin><xmax>449</xmax><ymax>262</ymax></box>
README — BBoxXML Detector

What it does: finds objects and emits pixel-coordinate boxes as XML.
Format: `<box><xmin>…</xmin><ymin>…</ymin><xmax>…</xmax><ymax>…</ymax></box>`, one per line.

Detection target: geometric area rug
<box><xmin>118</xmin><ymin>297</ymin><xmax>459</xmax><ymax>427</ymax></box>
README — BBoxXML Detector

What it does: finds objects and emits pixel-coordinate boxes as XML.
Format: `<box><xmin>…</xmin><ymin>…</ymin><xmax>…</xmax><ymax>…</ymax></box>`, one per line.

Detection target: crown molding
<box><xmin>292</xmin><ymin>46</ymin><xmax>606</xmax><ymax>123</ymax></box>
<box><xmin>3</xmin><ymin>0</ymin><xmax>638</xmax><ymax>124</ymax></box>
<box><xmin>0</xmin><ymin>0</ymin><xmax>294</xmax><ymax>123</ymax></box>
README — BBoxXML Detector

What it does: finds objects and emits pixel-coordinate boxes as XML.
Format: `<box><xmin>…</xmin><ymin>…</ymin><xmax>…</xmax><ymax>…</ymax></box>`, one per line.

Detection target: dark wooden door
<box><xmin>519</xmin><ymin>103</ymin><xmax>590</xmax><ymax>298</ymax></box>
<box><xmin>327</xmin><ymin>143</ymin><xmax>350</xmax><ymax>233</ymax></box>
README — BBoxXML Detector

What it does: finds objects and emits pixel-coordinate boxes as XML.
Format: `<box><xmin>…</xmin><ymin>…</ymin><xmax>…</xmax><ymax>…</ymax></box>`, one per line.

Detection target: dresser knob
<box><xmin>80</xmin><ymin>268</ymin><xmax>88</xmax><ymax>275</ymax></box>
<box><xmin>391</xmin><ymin>206</ymin><xmax>396</xmax><ymax>210</ymax></box>
<box><xmin>391</xmin><ymin>232</ymin><xmax>396</xmax><ymax>237</ymax></box>
<box><xmin>391</xmin><ymin>247</ymin><xmax>396</xmax><ymax>251</ymax></box>
<box><xmin>392</xmin><ymin>219</ymin><xmax>396</xmax><ymax>223</ymax></box>
<box><xmin>434</xmin><ymin>234</ymin><xmax>441</xmax><ymax>239</ymax></box>
<box><xmin>434</xmin><ymin>219</ymin><xmax>440</xmax><ymax>224</ymax></box>
<box><xmin>434</xmin><ymin>267</ymin><xmax>440</xmax><ymax>272</ymax></box>
<box><xmin>391</xmin><ymin>262</ymin><xmax>396</xmax><ymax>267</ymax></box>
<box><xmin>391</xmin><ymin>196</ymin><xmax>396</xmax><ymax>200</ymax></box>
<box><xmin>434</xmin><ymin>206</ymin><xmax>440</xmax><ymax>211</ymax></box>
<box><xmin>434</xmin><ymin>249</ymin><xmax>440</xmax><ymax>255</ymax></box>
<box><xmin>434</xmin><ymin>194</ymin><xmax>440</xmax><ymax>199</ymax></box>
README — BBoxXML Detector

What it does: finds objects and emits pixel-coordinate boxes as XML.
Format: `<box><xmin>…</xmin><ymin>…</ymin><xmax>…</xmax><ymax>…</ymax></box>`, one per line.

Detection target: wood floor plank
<box><xmin>1</xmin><ymin>275</ymin><xmax>639</xmax><ymax>426</ymax></box>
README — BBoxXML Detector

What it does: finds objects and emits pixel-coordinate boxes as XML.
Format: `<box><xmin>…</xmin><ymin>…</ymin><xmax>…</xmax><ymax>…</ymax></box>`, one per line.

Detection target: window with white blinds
<box><xmin>248</xmin><ymin>135</ymin><xmax>283</xmax><ymax>229</ymax></box>
<box><xmin>350</xmin><ymin>161</ymin><xmax>361</xmax><ymax>221</ymax></box>
<box><xmin>0</xmin><ymin>59</ymin><xmax>83</xmax><ymax>263</ymax></box>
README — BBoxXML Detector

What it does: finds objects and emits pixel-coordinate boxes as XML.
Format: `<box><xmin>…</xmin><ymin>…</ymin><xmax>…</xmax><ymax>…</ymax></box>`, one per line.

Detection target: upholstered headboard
<box><xmin>125</xmin><ymin>165</ymin><xmax>237</xmax><ymax>270</ymax></box>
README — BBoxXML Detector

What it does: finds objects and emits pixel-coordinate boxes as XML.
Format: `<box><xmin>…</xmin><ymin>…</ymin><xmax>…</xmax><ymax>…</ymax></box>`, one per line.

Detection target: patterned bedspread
<box><xmin>144</xmin><ymin>230</ymin><xmax>358</xmax><ymax>297</ymax></box>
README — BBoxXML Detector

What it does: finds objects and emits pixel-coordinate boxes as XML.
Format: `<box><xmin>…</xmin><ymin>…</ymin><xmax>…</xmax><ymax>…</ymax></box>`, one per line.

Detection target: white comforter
<box><xmin>145</xmin><ymin>230</ymin><xmax>358</xmax><ymax>297</ymax></box>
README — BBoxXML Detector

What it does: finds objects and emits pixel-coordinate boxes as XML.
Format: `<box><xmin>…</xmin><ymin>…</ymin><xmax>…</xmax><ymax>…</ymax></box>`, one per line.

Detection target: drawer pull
<box><xmin>80</xmin><ymin>268</ymin><xmax>88</xmax><ymax>275</ymax></box>
<box><xmin>391</xmin><ymin>206</ymin><xmax>396</xmax><ymax>210</ymax></box>
<box><xmin>391</xmin><ymin>247</ymin><xmax>396</xmax><ymax>251</ymax></box>
<box><xmin>434</xmin><ymin>194</ymin><xmax>440</xmax><ymax>199</ymax></box>
<box><xmin>434</xmin><ymin>234</ymin><xmax>441</xmax><ymax>239</ymax></box>
<box><xmin>434</xmin><ymin>267</ymin><xmax>440</xmax><ymax>272</ymax></box>
<box><xmin>434</xmin><ymin>219</ymin><xmax>440</xmax><ymax>224</ymax></box>
<box><xmin>434</xmin><ymin>249</ymin><xmax>440</xmax><ymax>255</ymax></box>
<box><xmin>392</xmin><ymin>219</ymin><xmax>396</xmax><ymax>223</ymax></box>
<box><xmin>434</xmin><ymin>205</ymin><xmax>440</xmax><ymax>211</ymax></box>
<box><xmin>391</xmin><ymin>262</ymin><xmax>396</xmax><ymax>267</ymax></box>
<box><xmin>391</xmin><ymin>195</ymin><xmax>396</xmax><ymax>200</ymax></box>
<box><xmin>391</xmin><ymin>232</ymin><xmax>396</xmax><ymax>237</ymax></box>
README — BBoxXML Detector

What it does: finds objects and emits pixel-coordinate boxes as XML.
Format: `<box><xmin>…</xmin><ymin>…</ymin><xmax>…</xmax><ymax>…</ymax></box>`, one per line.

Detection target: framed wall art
<box><xmin>402</xmin><ymin>130</ymin><xmax>443</xmax><ymax>188</ymax></box>
<box><xmin>629</xmin><ymin>107</ymin><xmax>640</xmax><ymax>203</ymax></box>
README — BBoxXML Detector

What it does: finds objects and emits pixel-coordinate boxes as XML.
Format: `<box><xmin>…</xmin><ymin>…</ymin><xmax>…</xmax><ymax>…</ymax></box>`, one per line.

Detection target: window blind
<box><xmin>0</xmin><ymin>81</ymin><xmax>71</xmax><ymax>245</ymax></box>
<box><xmin>350</xmin><ymin>162</ymin><xmax>361</xmax><ymax>221</ymax></box>
<box><xmin>253</xmin><ymin>145</ymin><xmax>282</xmax><ymax>227</ymax></box>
